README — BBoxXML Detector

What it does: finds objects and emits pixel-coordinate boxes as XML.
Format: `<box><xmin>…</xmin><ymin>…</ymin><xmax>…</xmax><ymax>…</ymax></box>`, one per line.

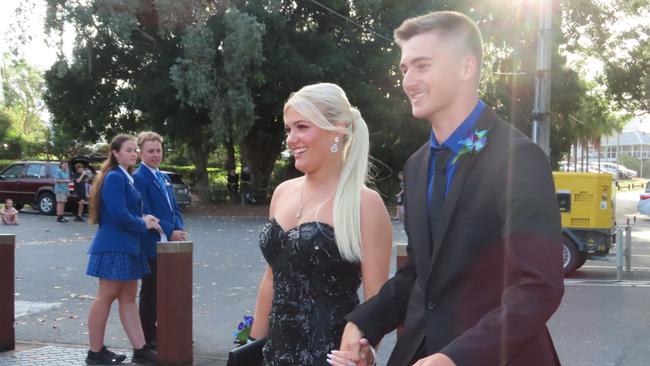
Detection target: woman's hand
<box><xmin>144</xmin><ymin>214</ymin><xmax>160</xmax><ymax>230</ymax></box>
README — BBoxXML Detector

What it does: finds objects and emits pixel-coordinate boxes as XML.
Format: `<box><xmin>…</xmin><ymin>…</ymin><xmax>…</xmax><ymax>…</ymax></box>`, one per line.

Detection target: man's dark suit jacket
<box><xmin>347</xmin><ymin>107</ymin><xmax>564</xmax><ymax>366</ymax></box>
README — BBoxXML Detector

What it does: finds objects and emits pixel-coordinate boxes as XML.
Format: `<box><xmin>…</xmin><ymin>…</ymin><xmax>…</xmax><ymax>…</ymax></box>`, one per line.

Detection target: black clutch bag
<box><xmin>227</xmin><ymin>338</ymin><xmax>267</xmax><ymax>366</ymax></box>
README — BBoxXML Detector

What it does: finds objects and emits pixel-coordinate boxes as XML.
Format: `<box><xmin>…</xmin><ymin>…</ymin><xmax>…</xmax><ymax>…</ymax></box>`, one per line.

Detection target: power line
<box><xmin>306</xmin><ymin>0</ymin><xmax>394</xmax><ymax>43</ymax></box>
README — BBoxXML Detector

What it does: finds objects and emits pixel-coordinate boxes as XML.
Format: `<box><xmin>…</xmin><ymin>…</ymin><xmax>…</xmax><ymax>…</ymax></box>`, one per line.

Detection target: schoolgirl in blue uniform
<box><xmin>85</xmin><ymin>134</ymin><xmax>159</xmax><ymax>365</ymax></box>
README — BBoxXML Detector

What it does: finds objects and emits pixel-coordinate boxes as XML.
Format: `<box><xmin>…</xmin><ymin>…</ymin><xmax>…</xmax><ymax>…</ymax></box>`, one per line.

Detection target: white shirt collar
<box><xmin>118</xmin><ymin>165</ymin><xmax>134</xmax><ymax>184</ymax></box>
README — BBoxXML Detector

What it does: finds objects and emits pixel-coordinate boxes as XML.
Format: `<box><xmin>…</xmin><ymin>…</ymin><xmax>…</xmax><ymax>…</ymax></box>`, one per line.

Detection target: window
<box><xmin>25</xmin><ymin>164</ymin><xmax>46</xmax><ymax>178</ymax></box>
<box><xmin>1</xmin><ymin>165</ymin><xmax>25</xmax><ymax>178</ymax></box>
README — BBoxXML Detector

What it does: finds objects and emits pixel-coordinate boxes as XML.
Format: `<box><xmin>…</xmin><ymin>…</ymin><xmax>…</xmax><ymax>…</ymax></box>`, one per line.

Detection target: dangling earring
<box><xmin>330</xmin><ymin>136</ymin><xmax>340</xmax><ymax>153</ymax></box>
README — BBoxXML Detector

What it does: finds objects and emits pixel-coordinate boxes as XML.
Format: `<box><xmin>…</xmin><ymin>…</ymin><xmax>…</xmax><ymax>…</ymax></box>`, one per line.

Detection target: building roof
<box><xmin>601</xmin><ymin>129</ymin><xmax>650</xmax><ymax>147</ymax></box>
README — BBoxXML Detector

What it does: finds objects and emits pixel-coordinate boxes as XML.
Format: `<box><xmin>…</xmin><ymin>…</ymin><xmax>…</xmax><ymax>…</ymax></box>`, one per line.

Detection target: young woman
<box><xmin>85</xmin><ymin>134</ymin><xmax>160</xmax><ymax>365</ymax></box>
<box><xmin>249</xmin><ymin>83</ymin><xmax>393</xmax><ymax>365</ymax></box>
<box><xmin>54</xmin><ymin>161</ymin><xmax>70</xmax><ymax>222</ymax></box>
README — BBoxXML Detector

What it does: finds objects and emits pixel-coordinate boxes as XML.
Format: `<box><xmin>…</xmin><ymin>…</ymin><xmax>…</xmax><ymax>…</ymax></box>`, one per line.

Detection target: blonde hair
<box><xmin>137</xmin><ymin>131</ymin><xmax>164</xmax><ymax>148</ymax></box>
<box><xmin>284</xmin><ymin>83</ymin><xmax>370</xmax><ymax>262</ymax></box>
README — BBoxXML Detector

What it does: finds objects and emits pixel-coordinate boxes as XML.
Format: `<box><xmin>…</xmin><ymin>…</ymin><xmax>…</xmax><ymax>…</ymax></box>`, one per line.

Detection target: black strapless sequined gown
<box><xmin>259</xmin><ymin>219</ymin><xmax>362</xmax><ymax>366</ymax></box>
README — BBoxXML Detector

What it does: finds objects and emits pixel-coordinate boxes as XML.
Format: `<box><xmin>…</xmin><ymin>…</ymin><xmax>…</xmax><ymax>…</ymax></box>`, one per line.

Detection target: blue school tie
<box><xmin>155</xmin><ymin>171</ymin><xmax>172</xmax><ymax>210</ymax></box>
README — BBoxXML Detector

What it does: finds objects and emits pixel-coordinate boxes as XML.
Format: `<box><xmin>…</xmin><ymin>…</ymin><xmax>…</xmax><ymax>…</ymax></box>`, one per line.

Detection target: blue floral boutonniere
<box><xmin>452</xmin><ymin>129</ymin><xmax>489</xmax><ymax>164</ymax></box>
<box><xmin>233</xmin><ymin>315</ymin><xmax>254</xmax><ymax>345</ymax></box>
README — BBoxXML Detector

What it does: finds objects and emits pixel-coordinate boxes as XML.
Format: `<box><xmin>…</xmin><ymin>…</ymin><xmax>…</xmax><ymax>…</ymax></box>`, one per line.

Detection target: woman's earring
<box><xmin>330</xmin><ymin>136</ymin><xmax>340</xmax><ymax>153</ymax></box>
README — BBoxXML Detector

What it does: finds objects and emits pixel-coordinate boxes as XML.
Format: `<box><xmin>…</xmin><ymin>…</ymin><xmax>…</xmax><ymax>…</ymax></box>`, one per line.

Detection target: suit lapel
<box><xmin>413</xmin><ymin>146</ymin><xmax>433</xmax><ymax>256</ymax></box>
<box><xmin>428</xmin><ymin>109</ymin><xmax>498</xmax><ymax>271</ymax></box>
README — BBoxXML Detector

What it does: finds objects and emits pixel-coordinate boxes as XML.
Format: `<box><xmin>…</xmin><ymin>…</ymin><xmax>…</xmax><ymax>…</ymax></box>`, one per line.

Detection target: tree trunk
<box><xmin>595</xmin><ymin>137</ymin><xmax>601</xmax><ymax>172</ymax></box>
<box><xmin>573</xmin><ymin>143</ymin><xmax>578</xmax><ymax>172</ymax></box>
<box><xmin>566</xmin><ymin>146</ymin><xmax>571</xmax><ymax>171</ymax></box>
<box><xmin>225</xmin><ymin>132</ymin><xmax>236</xmax><ymax>171</ymax></box>
<box><xmin>188</xmin><ymin>128</ymin><xmax>211</xmax><ymax>203</ymax></box>
<box><xmin>585</xmin><ymin>139</ymin><xmax>590</xmax><ymax>170</ymax></box>
<box><xmin>240</xmin><ymin>119</ymin><xmax>285</xmax><ymax>203</ymax></box>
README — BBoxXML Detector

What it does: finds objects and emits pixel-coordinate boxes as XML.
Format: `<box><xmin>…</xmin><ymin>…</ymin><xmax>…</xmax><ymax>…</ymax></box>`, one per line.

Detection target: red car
<box><xmin>0</xmin><ymin>156</ymin><xmax>102</xmax><ymax>215</ymax></box>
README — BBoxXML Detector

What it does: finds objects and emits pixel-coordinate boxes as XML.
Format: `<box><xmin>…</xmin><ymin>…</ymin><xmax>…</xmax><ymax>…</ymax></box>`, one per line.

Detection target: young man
<box><xmin>133</xmin><ymin>131</ymin><xmax>186</xmax><ymax>349</ymax></box>
<box><xmin>73</xmin><ymin>163</ymin><xmax>92</xmax><ymax>222</ymax></box>
<box><xmin>335</xmin><ymin>11</ymin><xmax>564</xmax><ymax>366</ymax></box>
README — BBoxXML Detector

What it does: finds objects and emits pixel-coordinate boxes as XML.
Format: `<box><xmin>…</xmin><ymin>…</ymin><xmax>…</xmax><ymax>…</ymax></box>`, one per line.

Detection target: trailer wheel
<box><xmin>563</xmin><ymin>237</ymin><xmax>581</xmax><ymax>275</ymax></box>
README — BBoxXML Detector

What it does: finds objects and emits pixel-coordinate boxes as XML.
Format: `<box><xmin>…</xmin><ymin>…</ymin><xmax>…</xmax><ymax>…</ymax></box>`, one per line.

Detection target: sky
<box><xmin>0</xmin><ymin>0</ymin><xmax>74</xmax><ymax>70</ymax></box>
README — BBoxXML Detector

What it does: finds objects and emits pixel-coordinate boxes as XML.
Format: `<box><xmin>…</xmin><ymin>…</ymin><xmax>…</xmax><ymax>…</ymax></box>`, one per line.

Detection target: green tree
<box><xmin>0</xmin><ymin>53</ymin><xmax>48</xmax><ymax>158</ymax></box>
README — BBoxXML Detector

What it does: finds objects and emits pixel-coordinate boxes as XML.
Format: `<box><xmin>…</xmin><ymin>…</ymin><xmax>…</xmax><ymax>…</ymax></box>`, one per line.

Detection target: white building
<box><xmin>600</xmin><ymin>128</ymin><xmax>650</xmax><ymax>161</ymax></box>
<box><xmin>574</xmin><ymin>118</ymin><xmax>650</xmax><ymax>162</ymax></box>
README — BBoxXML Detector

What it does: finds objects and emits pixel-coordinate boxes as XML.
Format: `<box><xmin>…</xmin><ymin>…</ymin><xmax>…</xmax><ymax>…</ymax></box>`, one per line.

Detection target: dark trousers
<box><xmin>139</xmin><ymin>257</ymin><xmax>157</xmax><ymax>344</ymax></box>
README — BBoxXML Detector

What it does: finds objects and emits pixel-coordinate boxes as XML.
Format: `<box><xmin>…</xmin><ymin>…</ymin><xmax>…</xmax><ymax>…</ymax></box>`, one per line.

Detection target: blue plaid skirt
<box><xmin>86</xmin><ymin>252</ymin><xmax>150</xmax><ymax>281</ymax></box>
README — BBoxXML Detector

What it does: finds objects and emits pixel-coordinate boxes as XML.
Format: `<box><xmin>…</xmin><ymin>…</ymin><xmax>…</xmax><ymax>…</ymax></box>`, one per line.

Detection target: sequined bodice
<box><xmin>259</xmin><ymin>219</ymin><xmax>362</xmax><ymax>366</ymax></box>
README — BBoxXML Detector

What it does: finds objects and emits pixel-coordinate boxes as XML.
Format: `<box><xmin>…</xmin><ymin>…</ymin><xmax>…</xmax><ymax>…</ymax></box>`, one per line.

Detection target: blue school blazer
<box><xmin>133</xmin><ymin>165</ymin><xmax>184</xmax><ymax>258</ymax></box>
<box><xmin>88</xmin><ymin>167</ymin><xmax>147</xmax><ymax>255</ymax></box>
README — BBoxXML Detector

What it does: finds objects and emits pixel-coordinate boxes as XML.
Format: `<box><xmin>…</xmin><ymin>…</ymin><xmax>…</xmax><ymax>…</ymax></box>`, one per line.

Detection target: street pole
<box><xmin>532</xmin><ymin>0</ymin><xmax>553</xmax><ymax>157</ymax></box>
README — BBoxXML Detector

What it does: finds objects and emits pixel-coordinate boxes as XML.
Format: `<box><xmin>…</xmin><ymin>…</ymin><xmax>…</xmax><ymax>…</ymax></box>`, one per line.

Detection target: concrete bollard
<box><xmin>625</xmin><ymin>224</ymin><xmax>632</xmax><ymax>273</ymax></box>
<box><xmin>616</xmin><ymin>227</ymin><xmax>624</xmax><ymax>281</ymax></box>
<box><xmin>0</xmin><ymin>234</ymin><xmax>15</xmax><ymax>352</ymax></box>
<box><xmin>157</xmin><ymin>241</ymin><xmax>193</xmax><ymax>366</ymax></box>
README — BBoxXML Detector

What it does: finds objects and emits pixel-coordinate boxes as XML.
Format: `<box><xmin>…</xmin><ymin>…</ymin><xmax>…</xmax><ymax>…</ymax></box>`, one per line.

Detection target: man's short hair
<box><xmin>75</xmin><ymin>163</ymin><xmax>84</xmax><ymax>170</ymax></box>
<box><xmin>137</xmin><ymin>131</ymin><xmax>164</xmax><ymax>149</ymax></box>
<box><xmin>394</xmin><ymin>11</ymin><xmax>483</xmax><ymax>77</ymax></box>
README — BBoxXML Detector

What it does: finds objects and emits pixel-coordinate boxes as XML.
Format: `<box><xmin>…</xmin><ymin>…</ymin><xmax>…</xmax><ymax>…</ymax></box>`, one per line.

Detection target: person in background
<box><xmin>55</xmin><ymin>161</ymin><xmax>71</xmax><ymax>222</ymax></box>
<box><xmin>74</xmin><ymin>163</ymin><xmax>93</xmax><ymax>222</ymax></box>
<box><xmin>133</xmin><ymin>131</ymin><xmax>186</xmax><ymax>350</ymax></box>
<box><xmin>85</xmin><ymin>134</ymin><xmax>160</xmax><ymax>365</ymax></box>
<box><xmin>240</xmin><ymin>166</ymin><xmax>254</xmax><ymax>204</ymax></box>
<box><xmin>227</xmin><ymin>168</ymin><xmax>239</xmax><ymax>201</ymax></box>
<box><xmin>1</xmin><ymin>198</ymin><xmax>19</xmax><ymax>225</ymax></box>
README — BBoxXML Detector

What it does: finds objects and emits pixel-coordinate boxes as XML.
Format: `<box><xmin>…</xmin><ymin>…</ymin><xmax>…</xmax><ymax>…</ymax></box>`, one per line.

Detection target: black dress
<box><xmin>260</xmin><ymin>219</ymin><xmax>362</xmax><ymax>366</ymax></box>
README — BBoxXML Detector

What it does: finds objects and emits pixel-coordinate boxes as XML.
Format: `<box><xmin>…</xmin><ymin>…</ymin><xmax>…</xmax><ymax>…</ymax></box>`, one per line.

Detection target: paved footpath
<box><xmin>0</xmin><ymin>342</ymin><xmax>225</xmax><ymax>366</ymax></box>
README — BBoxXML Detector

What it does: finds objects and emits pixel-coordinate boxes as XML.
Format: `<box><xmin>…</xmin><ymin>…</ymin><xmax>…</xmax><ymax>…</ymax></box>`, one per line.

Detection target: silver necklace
<box><xmin>297</xmin><ymin>182</ymin><xmax>316</xmax><ymax>219</ymax></box>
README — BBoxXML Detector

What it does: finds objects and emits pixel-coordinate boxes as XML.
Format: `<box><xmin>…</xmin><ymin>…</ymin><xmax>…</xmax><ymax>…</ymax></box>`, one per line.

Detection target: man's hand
<box><xmin>328</xmin><ymin>322</ymin><xmax>374</xmax><ymax>365</ymax></box>
<box><xmin>170</xmin><ymin>230</ymin><xmax>187</xmax><ymax>241</ymax></box>
<box><xmin>412</xmin><ymin>353</ymin><xmax>456</xmax><ymax>366</ymax></box>
<box><xmin>340</xmin><ymin>322</ymin><xmax>364</xmax><ymax>355</ymax></box>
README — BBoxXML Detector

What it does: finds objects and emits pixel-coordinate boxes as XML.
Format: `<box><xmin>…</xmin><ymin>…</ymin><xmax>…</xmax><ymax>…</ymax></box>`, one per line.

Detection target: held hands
<box><xmin>144</xmin><ymin>214</ymin><xmax>161</xmax><ymax>233</ymax></box>
<box><xmin>412</xmin><ymin>353</ymin><xmax>456</xmax><ymax>366</ymax></box>
<box><xmin>327</xmin><ymin>322</ymin><xmax>375</xmax><ymax>366</ymax></box>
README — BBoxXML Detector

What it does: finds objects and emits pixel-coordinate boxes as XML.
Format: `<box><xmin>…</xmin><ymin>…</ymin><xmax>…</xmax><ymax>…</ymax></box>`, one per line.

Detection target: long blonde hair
<box><xmin>284</xmin><ymin>83</ymin><xmax>370</xmax><ymax>262</ymax></box>
<box><xmin>88</xmin><ymin>134</ymin><xmax>136</xmax><ymax>224</ymax></box>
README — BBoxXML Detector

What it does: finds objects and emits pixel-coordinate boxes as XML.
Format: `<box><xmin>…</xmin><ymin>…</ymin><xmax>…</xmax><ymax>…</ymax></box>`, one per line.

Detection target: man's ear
<box><xmin>459</xmin><ymin>54</ymin><xmax>478</xmax><ymax>81</ymax></box>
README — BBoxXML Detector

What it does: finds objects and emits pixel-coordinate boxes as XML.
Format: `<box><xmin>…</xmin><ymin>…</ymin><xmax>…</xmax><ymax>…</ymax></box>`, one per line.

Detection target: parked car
<box><xmin>0</xmin><ymin>156</ymin><xmax>103</xmax><ymax>215</ymax></box>
<box><xmin>161</xmin><ymin>171</ymin><xmax>191</xmax><ymax>208</ymax></box>
<box><xmin>638</xmin><ymin>185</ymin><xmax>650</xmax><ymax>216</ymax></box>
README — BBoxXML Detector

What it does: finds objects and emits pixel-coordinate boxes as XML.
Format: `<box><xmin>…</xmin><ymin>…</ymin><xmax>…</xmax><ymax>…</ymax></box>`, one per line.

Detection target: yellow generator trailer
<box><xmin>553</xmin><ymin>172</ymin><xmax>615</xmax><ymax>274</ymax></box>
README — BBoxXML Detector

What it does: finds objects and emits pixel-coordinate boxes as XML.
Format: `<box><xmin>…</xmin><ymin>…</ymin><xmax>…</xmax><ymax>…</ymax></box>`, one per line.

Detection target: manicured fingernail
<box><xmin>326</xmin><ymin>360</ymin><xmax>333</xmax><ymax>365</ymax></box>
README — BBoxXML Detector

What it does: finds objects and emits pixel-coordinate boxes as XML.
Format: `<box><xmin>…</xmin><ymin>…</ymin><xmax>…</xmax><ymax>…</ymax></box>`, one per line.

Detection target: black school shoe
<box><xmin>85</xmin><ymin>346</ymin><xmax>126</xmax><ymax>365</ymax></box>
<box><xmin>132</xmin><ymin>344</ymin><xmax>157</xmax><ymax>365</ymax></box>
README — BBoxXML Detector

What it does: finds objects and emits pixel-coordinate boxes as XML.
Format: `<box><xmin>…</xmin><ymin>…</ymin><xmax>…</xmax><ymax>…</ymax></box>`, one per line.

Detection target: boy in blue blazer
<box><xmin>133</xmin><ymin>131</ymin><xmax>186</xmax><ymax>348</ymax></box>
